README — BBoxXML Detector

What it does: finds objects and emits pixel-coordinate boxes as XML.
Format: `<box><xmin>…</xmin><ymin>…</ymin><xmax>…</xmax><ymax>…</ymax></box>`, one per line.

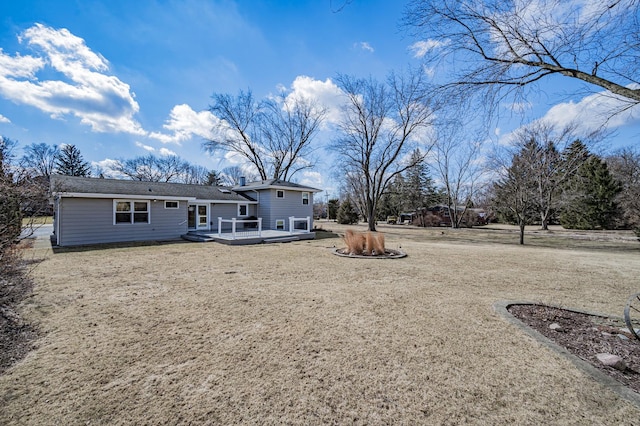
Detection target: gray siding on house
<box><xmin>260</xmin><ymin>189</ymin><xmax>314</xmax><ymax>231</ymax></box>
<box><xmin>56</xmin><ymin>197</ymin><xmax>187</xmax><ymax>246</ymax></box>
<box><xmin>204</xmin><ymin>203</ymin><xmax>259</xmax><ymax>231</ymax></box>
<box><xmin>257</xmin><ymin>191</ymin><xmax>272</xmax><ymax>229</ymax></box>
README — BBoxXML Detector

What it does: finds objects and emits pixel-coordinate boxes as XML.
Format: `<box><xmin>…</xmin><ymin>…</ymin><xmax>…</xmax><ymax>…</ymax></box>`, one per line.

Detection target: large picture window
<box><xmin>114</xmin><ymin>200</ymin><xmax>149</xmax><ymax>224</ymax></box>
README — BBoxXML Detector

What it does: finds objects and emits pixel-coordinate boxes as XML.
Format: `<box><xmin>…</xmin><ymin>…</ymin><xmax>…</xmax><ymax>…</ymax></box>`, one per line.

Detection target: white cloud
<box><xmin>0</xmin><ymin>114</ymin><xmax>10</xmax><ymax>123</ymax></box>
<box><xmin>356</xmin><ymin>42</ymin><xmax>374</xmax><ymax>53</ymax></box>
<box><xmin>224</xmin><ymin>150</ymin><xmax>244</xmax><ymax>165</ymax></box>
<box><xmin>148</xmin><ymin>104</ymin><xmax>219</xmax><ymax>144</ymax></box>
<box><xmin>91</xmin><ymin>158</ymin><xmax>125</xmax><ymax>178</ymax></box>
<box><xmin>0</xmin><ymin>24</ymin><xmax>145</xmax><ymax>135</ymax></box>
<box><xmin>409</xmin><ymin>40</ymin><xmax>449</xmax><ymax>58</ymax></box>
<box><xmin>135</xmin><ymin>141</ymin><xmax>155</xmax><ymax>152</ymax></box>
<box><xmin>298</xmin><ymin>170</ymin><xmax>323</xmax><ymax>189</ymax></box>
<box><xmin>540</xmin><ymin>88</ymin><xmax>640</xmax><ymax>133</ymax></box>
<box><xmin>285</xmin><ymin>76</ymin><xmax>347</xmax><ymax>125</ymax></box>
<box><xmin>159</xmin><ymin>147</ymin><xmax>177</xmax><ymax>156</ymax></box>
<box><xmin>496</xmin><ymin>86</ymin><xmax>640</xmax><ymax>147</ymax></box>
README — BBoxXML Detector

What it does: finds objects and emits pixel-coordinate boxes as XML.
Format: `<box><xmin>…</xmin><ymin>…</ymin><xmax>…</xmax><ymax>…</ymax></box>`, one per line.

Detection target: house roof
<box><xmin>50</xmin><ymin>175</ymin><xmax>254</xmax><ymax>202</ymax></box>
<box><xmin>233</xmin><ymin>178</ymin><xmax>322</xmax><ymax>193</ymax></box>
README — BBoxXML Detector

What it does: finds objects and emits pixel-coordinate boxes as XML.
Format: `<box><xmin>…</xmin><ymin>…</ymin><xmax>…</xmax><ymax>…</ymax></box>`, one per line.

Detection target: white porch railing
<box><xmin>289</xmin><ymin>216</ymin><xmax>311</xmax><ymax>234</ymax></box>
<box><xmin>218</xmin><ymin>217</ymin><xmax>262</xmax><ymax>239</ymax></box>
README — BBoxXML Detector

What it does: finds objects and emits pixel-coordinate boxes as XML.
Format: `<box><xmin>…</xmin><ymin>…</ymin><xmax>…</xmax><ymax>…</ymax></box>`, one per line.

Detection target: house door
<box><xmin>188</xmin><ymin>204</ymin><xmax>209</xmax><ymax>230</ymax></box>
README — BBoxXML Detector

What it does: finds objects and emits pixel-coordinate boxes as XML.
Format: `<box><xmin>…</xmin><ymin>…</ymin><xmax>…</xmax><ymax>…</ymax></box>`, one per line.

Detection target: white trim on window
<box><xmin>276</xmin><ymin>189</ymin><xmax>285</xmax><ymax>199</ymax></box>
<box><xmin>238</xmin><ymin>203</ymin><xmax>249</xmax><ymax>217</ymax></box>
<box><xmin>275</xmin><ymin>219</ymin><xmax>285</xmax><ymax>230</ymax></box>
<box><xmin>302</xmin><ymin>192</ymin><xmax>309</xmax><ymax>205</ymax></box>
<box><xmin>165</xmin><ymin>200</ymin><xmax>179</xmax><ymax>209</ymax></box>
<box><xmin>113</xmin><ymin>199</ymin><xmax>150</xmax><ymax>225</ymax></box>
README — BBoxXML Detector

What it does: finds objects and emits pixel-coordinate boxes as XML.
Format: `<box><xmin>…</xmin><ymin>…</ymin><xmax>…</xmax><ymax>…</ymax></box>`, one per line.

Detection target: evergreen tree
<box><xmin>327</xmin><ymin>199</ymin><xmax>339</xmax><ymax>220</ymax></box>
<box><xmin>376</xmin><ymin>174</ymin><xmax>405</xmax><ymax>220</ymax></box>
<box><xmin>336</xmin><ymin>199</ymin><xmax>359</xmax><ymax>224</ymax></box>
<box><xmin>403</xmin><ymin>148</ymin><xmax>438</xmax><ymax>212</ymax></box>
<box><xmin>55</xmin><ymin>144</ymin><xmax>91</xmax><ymax>177</ymax></box>
<box><xmin>560</xmin><ymin>156</ymin><xmax>622</xmax><ymax>229</ymax></box>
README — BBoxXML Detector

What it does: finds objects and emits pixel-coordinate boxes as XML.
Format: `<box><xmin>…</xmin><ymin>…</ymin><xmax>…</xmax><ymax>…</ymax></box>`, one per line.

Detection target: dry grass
<box><xmin>344</xmin><ymin>229</ymin><xmax>365</xmax><ymax>255</ymax></box>
<box><xmin>2</xmin><ymin>222</ymin><xmax>640</xmax><ymax>424</ymax></box>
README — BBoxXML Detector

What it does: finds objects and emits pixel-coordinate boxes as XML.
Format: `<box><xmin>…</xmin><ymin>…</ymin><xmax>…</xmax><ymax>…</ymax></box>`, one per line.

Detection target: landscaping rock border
<box><xmin>494</xmin><ymin>301</ymin><xmax>640</xmax><ymax>410</ymax></box>
<box><xmin>331</xmin><ymin>248</ymin><xmax>407</xmax><ymax>259</ymax></box>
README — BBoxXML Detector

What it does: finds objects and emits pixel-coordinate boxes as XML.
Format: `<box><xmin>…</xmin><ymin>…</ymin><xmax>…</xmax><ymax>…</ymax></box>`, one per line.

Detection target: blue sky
<box><xmin>1</xmin><ymin>0</ymin><xmax>639</xmax><ymax>195</ymax></box>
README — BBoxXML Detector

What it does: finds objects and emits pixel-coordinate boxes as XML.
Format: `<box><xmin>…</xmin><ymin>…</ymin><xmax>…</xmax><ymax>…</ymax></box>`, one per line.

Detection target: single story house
<box><xmin>50</xmin><ymin>175</ymin><xmax>321</xmax><ymax>246</ymax></box>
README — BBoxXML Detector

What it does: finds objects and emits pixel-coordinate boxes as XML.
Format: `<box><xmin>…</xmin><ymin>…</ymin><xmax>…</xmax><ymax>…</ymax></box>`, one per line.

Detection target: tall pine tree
<box><xmin>560</xmin><ymin>156</ymin><xmax>622</xmax><ymax>230</ymax></box>
<box><xmin>55</xmin><ymin>144</ymin><xmax>91</xmax><ymax>177</ymax></box>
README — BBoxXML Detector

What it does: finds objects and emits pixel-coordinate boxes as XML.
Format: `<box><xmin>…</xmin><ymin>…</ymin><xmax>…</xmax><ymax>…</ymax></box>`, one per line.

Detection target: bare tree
<box><xmin>405</xmin><ymin>0</ymin><xmax>640</xmax><ymax>118</ymax></box>
<box><xmin>19</xmin><ymin>142</ymin><xmax>59</xmax><ymax>180</ymax></box>
<box><xmin>112</xmin><ymin>154</ymin><xmax>190</xmax><ymax>183</ymax></box>
<box><xmin>607</xmin><ymin>147</ymin><xmax>640</xmax><ymax>233</ymax></box>
<box><xmin>492</xmin><ymin>140</ymin><xmax>540</xmax><ymax>244</ymax></box>
<box><xmin>432</xmin><ymin>123</ymin><xmax>487</xmax><ymax>228</ymax></box>
<box><xmin>220</xmin><ymin>166</ymin><xmax>258</xmax><ymax>186</ymax></box>
<box><xmin>181</xmin><ymin>164</ymin><xmax>213</xmax><ymax>185</ymax></box>
<box><xmin>509</xmin><ymin>122</ymin><xmax>593</xmax><ymax>230</ymax></box>
<box><xmin>331</xmin><ymin>70</ymin><xmax>437</xmax><ymax>231</ymax></box>
<box><xmin>204</xmin><ymin>89</ymin><xmax>325</xmax><ymax>181</ymax></box>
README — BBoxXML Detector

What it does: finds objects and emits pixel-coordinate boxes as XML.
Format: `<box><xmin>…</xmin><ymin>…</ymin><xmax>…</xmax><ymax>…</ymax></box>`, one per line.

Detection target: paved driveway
<box><xmin>20</xmin><ymin>224</ymin><xmax>54</xmax><ymax>249</ymax></box>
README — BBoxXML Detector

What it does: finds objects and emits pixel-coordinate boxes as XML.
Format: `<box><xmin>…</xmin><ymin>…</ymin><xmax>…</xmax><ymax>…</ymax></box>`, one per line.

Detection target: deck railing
<box><xmin>289</xmin><ymin>216</ymin><xmax>311</xmax><ymax>234</ymax></box>
<box><xmin>218</xmin><ymin>217</ymin><xmax>262</xmax><ymax>239</ymax></box>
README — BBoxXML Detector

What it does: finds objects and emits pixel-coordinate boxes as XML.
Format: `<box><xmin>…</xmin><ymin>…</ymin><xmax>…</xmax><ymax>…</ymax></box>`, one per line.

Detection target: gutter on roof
<box><xmin>193</xmin><ymin>199</ymin><xmax>258</xmax><ymax>204</ymax></box>
<box><xmin>234</xmin><ymin>184</ymin><xmax>322</xmax><ymax>192</ymax></box>
<box><xmin>54</xmin><ymin>192</ymin><xmax>195</xmax><ymax>201</ymax></box>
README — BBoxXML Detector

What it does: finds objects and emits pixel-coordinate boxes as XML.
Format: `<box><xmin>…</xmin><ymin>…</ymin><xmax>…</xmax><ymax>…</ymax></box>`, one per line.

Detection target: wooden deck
<box><xmin>182</xmin><ymin>229</ymin><xmax>316</xmax><ymax>245</ymax></box>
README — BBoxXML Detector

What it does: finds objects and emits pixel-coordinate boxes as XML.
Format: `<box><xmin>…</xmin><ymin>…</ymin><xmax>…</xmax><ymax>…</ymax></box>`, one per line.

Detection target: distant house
<box><xmin>414</xmin><ymin>204</ymin><xmax>487</xmax><ymax>227</ymax></box>
<box><xmin>50</xmin><ymin>175</ymin><xmax>321</xmax><ymax>246</ymax></box>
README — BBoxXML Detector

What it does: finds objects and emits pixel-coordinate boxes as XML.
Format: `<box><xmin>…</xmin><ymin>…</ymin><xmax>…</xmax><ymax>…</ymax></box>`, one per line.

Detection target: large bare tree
<box><xmin>607</xmin><ymin>147</ymin><xmax>640</xmax><ymax>233</ymax></box>
<box><xmin>432</xmin><ymin>123</ymin><xmax>487</xmax><ymax>228</ymax></box>
<box><xmin>112</xmin><ymin>154</ymin><xmax>196</xmax><ymax>183</ymax></box>
<box><xmin>19</xmin><ymin>142</ymin><xmax>59</xmax><ymax>181</ymax></box>
<box><xmin>405</xmin><ymin>0</ymin><xmax>640</xmax><ymax>117</ymax></box>
<box><xmin>204</xmin><ymin>90</ymin><xmax>326</xmax><ymax>181</ymax></box>
<box><xmin>331</xmin><ymin>70</ymin><xmax>437</xmax><ymax>231</ymax></box>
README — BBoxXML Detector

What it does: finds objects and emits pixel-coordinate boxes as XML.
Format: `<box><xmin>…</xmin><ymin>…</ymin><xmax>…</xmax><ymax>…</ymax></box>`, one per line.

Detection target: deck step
<box><xmin>181</xmin><ymin>234</ymin><xmax>215</xmax><ymax>242</ymax></box>
<box><xmin>262</xmin><ymin>236</ymin><xmax>299</xmax><ymax>244</ymax></box>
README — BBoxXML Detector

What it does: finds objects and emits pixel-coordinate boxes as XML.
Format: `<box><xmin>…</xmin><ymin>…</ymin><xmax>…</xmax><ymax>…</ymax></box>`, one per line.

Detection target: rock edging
<box><xmin>493</xmin><ymin>300</ymin><xmax>640</xmax><ymax>410</ymax></box>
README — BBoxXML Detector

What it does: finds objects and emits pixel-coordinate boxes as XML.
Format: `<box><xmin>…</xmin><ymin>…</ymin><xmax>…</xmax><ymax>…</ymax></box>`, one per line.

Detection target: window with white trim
<box><xmin>114</xmin><ymin>200</ymin><xmax>149</xmax><ymax>224</ymax></box>
<box><xmin>165</xmin><ymin>201</ymin><xmax>179</xmax><ymax>209</ymax></box>
<box><xmin>275</xmin><ymin>219</ymin><xmax>285</xmax><ymax>230</ymax></box>
<box><xmin>302</xmin><ymin>192</ymin><xmax>309</xmax><ymax>205</ymax></box>
<box><xmin>276</xmin><ymin>189</ymin><xmax>285</xmax><ymax>199</ymax></box>
<box><xmin>238</xmin><ymin>203</ymin><xmax>248</xmax><ymax>217</ymax></box>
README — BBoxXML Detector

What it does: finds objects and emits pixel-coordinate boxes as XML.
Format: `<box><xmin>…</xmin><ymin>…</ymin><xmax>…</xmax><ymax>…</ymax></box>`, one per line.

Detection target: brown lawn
<box><xmin>2</xmin><ymin>222</ymin><xmax>640</xmax><ymax>424</ymax></box>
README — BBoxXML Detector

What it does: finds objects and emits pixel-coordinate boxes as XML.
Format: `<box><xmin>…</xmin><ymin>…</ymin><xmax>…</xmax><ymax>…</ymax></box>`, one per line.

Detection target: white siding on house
<box><xmin>56</xmin><ymin>198</ymin><xmax>188</xmax><ymax>246</ymax></box>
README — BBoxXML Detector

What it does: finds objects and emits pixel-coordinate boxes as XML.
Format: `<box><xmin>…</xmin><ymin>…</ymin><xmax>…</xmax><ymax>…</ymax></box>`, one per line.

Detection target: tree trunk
<box><xmin>519</xmin><ymin>223</ymin><xmax>525</xmax><ymax>245</ymax></box>
<box><xmin>368</xmin><ymin>210</ymin><xmax>377</xmax><ymax>232</ymax></box>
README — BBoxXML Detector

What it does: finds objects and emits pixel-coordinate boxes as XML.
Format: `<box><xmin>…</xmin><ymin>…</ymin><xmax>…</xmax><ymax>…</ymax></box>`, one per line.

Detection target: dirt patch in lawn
<box><xmin>2</xmin><ymin>223</ymin><xmax>640</xmax><ymax>424</ymax></box>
